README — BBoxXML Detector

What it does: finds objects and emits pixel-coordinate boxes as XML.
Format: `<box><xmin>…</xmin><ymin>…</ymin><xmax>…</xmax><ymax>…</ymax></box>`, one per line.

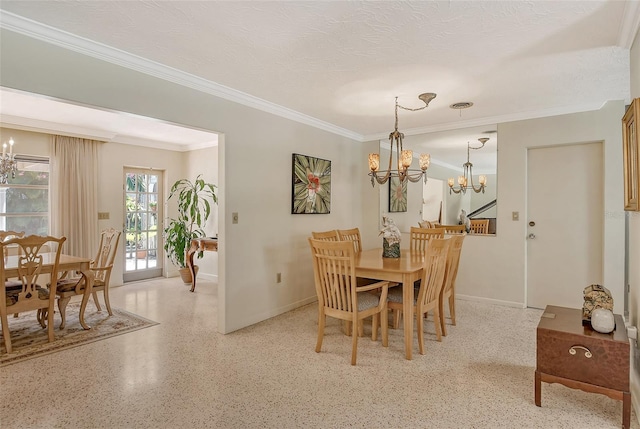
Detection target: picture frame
<box><xmin>389</xmin><ymin>176</ymin><xmax>407</xmax><ymax>212</ymax></box>
<box><xmin>623</xmin><ymin>98</ymin><xmax>640</xmax><ymax>211</ymax></box>
<box><xmin>291</xmin><ymin>153</ymin><xmax>331</xmax><ymax>214</ymax></box>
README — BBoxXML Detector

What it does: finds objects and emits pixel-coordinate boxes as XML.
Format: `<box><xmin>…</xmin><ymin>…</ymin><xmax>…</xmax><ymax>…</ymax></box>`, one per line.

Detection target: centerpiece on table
<box><xmin>380</xmin><ymin>216</ymin><xmax>401</xmax><ymax>258</ymax></box>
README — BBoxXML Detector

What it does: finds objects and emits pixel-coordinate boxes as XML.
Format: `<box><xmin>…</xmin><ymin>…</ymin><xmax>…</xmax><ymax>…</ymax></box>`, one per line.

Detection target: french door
<box><xmin>123</xmin><ymin>168</ymin><xmax>163</xmax><ymax>282</ymax></box>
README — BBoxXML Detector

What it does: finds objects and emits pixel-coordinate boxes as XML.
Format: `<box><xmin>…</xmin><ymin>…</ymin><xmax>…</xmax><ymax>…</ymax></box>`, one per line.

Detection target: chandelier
<box><xmin>448</xmin><ymin>137</ymin><xmax>489</xmax><ymax>194</ymax></box>
<box><xmin>0</xmin><ymin>137</ymin><xmax>18</xmax><ymax>184</ymax></box>
<box><xmin>368</xmin><ymin>93</ymin><xmax>436</xmax><ymax>187</ymax></box>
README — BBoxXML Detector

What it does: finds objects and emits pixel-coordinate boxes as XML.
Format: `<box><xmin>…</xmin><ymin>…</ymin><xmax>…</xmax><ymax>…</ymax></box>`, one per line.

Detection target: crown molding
<box><xmin>618</xmin><ymin>0</ymin><xmax>640</xmax><ymax>49</ymax></box>
<box><xmin>0</xmin><ymin>113</ymin><xmax>215</xmax><ymax>151</ymax></box>
<box><xmin>0</xmin><ymin>11</ymin><xmax>363</xmax><ymax>142</ymax></box>
<box><xmin>110</xmin><ymin>135</ymin><xmax>214</xmax><ymax>152</ymax></box>
<box><xmin>0</xmin><ymin>114</ymin><xmax>115</xmax><ymax>141</ymax></box>
<box><xmin>363</xmin><ymin>102</ymin><xmax>606</xmax><ymax>142</ymax></box>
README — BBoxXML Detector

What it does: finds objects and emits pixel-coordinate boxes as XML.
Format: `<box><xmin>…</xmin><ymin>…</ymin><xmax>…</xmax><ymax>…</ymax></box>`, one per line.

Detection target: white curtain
<box><xmin>50</xmin><ymin>135</ymin><xmax>100</xmax><ymax>258</ymax></box>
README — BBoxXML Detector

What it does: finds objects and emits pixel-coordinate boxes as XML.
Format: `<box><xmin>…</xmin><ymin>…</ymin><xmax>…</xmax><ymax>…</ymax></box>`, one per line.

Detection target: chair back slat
<box><xmin>440</xmin><ymin>224</ymin><xmax>466</xmax><ymax>234</ymax></box>
<box><xmin>311</xmin><ymin>230</ymin><xmax>339</xmax><ymax>241</ymax></box>
<box><xmin>409</xmin><ymin>227</ymin><xmax>445</xmax><ymax>253</ymax></box>
<box><xmin>337</xmin><ymin>228</ymin><xmax>363</xmax><ymax>253</ymax></box>
<box><xmin>469</xmin><ymin>219</ymin><xmax>489</xmax><ymax>234</ymax></box>
<box><xmin>93</xmin><ymin>228</ymin><xmax>122</xmax><ymax>282</ymax></box>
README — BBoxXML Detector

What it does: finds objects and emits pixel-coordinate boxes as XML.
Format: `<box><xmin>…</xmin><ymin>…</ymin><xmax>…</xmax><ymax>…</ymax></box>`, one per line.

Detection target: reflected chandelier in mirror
<box><xmin>448</xmin><ymin>138</ymin><xmax>489</xmax><ymax>194</ymax></box>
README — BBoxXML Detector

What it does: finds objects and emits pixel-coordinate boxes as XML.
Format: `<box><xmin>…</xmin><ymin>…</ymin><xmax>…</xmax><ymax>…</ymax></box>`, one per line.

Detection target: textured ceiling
<box><xmin>0</xmin><ymin>0</ymin><xmax>638</xmax><ymax>166</ymax></box>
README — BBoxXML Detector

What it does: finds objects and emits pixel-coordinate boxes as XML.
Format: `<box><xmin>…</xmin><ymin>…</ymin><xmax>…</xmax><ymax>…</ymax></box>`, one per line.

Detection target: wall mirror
<box><xmin>378</xmin><ymin>124</ymin><xmax>497</xmax><ymax>235</ymax></box>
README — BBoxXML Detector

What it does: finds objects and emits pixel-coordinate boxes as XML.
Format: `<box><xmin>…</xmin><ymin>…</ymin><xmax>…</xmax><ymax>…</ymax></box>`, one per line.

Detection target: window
<box><xmin>0</xmin><ymin>155</ymin><xmax>50</xmax><ymax>235</ymax></box>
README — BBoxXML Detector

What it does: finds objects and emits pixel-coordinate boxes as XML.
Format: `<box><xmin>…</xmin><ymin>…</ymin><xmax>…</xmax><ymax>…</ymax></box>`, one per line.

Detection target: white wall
<box><xmin>0</xmin><ymin>29</ymin><xmax>369</xmax><ymax>334</ymax></box>
<box><xmin>454</xmin><ymin>101</ymin><xmax>625</xmax><ymax>308</ymax></box>
<box><xmin>184</xmin><ymin>146</ymin><xmax>219</xmax><ymax>281</ymax></box>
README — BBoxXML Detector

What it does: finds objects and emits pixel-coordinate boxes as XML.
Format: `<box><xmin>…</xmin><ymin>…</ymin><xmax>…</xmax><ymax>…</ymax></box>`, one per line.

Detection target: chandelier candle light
<box><xmin>0</xmin><ymin>137</ymin><xmax>18</xmax><ymax>184</ymax></box>
<box><xmin>368</xmin><ymin>93</ymin><xmax>435</xmax><ymax>187</ymax></box>
<box><xmin>448</xmin><ymin>137</ymin><xmax>489</xmax><ymax>194</ymax></box>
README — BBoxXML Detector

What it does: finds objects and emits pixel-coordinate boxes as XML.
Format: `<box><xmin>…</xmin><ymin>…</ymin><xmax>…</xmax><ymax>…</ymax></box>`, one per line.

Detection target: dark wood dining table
<box><xmin>354</xmin><ymin>248</ymin><xmax>424</xmax><ymax>360</ymax></box>
<box><xmin>4</xmin><ymin>253</ymin><xmax>95</xmax><ymax>330</ymax></box>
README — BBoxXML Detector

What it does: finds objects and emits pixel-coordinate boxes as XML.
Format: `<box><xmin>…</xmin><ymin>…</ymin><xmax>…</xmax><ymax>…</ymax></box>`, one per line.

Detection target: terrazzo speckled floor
<box><xmin>1</xmin><ymin>277</ymin><xmax>638</xmax><ymax>429</ymax></box>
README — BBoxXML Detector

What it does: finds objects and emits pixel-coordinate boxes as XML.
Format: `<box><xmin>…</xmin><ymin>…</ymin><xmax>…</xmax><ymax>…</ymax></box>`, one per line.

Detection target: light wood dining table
<box><xmin>354</xmin><ymin>248</ymin><xmax>424</xmax><ymax>360</ymax></box>
<box><xmin>4</xmin><ymin>253</ymin><xmax>95</xmax><ymax>330</ymax></box>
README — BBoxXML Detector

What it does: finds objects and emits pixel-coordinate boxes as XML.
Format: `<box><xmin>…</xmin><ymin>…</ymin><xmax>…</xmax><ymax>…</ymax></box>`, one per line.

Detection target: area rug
<box><xmin>0</xmin><ymin>302</ymin><xmax>159</xmax><ymax>367</ymax></box>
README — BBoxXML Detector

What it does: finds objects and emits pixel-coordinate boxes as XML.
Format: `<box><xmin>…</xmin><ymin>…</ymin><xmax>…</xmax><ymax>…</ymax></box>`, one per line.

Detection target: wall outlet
<box><xmin>98</xmin><ymin>212</ymin><xmax>110</xmax><ymax>220</ymax></box>
<box><xmin>276</xmin><ymin>273</ymin><xmax>282</xmax><ymax>283</ymax></box>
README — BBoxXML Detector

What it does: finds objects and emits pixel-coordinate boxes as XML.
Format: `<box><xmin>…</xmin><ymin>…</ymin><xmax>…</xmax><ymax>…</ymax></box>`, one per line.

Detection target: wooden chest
<box><xmin>535</xmin><ymin>305</ymin><xmax>630</xmax><ymax>428</ymax></box>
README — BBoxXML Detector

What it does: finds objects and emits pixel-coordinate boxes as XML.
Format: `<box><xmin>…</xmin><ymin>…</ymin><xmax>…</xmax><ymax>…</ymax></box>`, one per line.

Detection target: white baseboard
<box><xmin>163</xmin><ymin>270</ymin><xmax>217</xmax><ymax>282</ymax></box>
<box><xmin>197</xmin><ymin>273</ymin><xmax>218</xmax><ymax>282</ymax></box>
<box><xmin>456</xmin><ymin>294</ymin><xmax>526</xmax><ymax>309</ymax></box>
<box><xmin>224</xmin><ymin>296</ymin><xmax>317</xmax><ymax>334</ymax></box>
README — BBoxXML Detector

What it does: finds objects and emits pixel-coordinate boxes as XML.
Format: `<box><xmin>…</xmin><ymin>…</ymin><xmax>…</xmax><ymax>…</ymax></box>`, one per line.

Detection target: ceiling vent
<box><xmin>449</xmin><ymin>102</ymin><xmax>474</xmax><ymax>110</ymax></box>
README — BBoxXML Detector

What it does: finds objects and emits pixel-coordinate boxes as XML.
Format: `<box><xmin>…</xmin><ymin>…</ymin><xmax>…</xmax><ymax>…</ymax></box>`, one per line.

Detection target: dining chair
<box><xmin>0</xmin><ymin>230</ymin><xmax>26</xmax><ymax>292</ymax></box>
<box><xmin>387</xmin><ymin>237</ymin><xmax>450</xmax><ymax>355</ymax></box>
<box><xmin>337</xmin><ymin>228</ymin><xmax>363</xmax><ymax>253</ymax></box>
<box><xmin>337</xmin><ymin>227</ymin><xmax>385</xmax><ymax>336</ymax></box>
<box><xmin>409</xmin><ymin>227</ymin><xmax>445</xmax><ymax>253</ymax></box>
<box><xmin>311</xmin><ymin>230</ymin><xmax>339</xmax><ymax>241</ymax></box>
<box><xmin>469</xmin><ymin>219</ymin><xmax>489</xmax><ymax>234</ymax></box>
<box><xmin>0</xmin><ymin>234</ymin><xmax>66</xmax><ymax>354</ymax></box>
<box><xmin>441</xmin><ymin>224</ymin><xmax>466</xmax><ymax>234</ymax></box>
<box><xmin>418</xmin><ymin>220</ymin><xmax>439</xmax><ymax>229</ymax></box>
<box><xmin>55</xmin><ymin>228</ymin><xmax>121</xmax><ymax>329</ymax></box>
<box><xmin>387</xmin><ymin>226</ymin><xmax>446</xmax><ymax>329</ymax></box>
<box><xmin>308</xmin><ymin>238</ymin><xmax>390</xmax><ymax>365</ymax></box>
<box><xmin>439</xmin><ymin>233</ymin><xmax>465</xmax><ymax>336</ymax></box>
<box><xmin>0</xmin><ymin>230</ymin><xmax>25</xmax><ymax>243</ymax></box>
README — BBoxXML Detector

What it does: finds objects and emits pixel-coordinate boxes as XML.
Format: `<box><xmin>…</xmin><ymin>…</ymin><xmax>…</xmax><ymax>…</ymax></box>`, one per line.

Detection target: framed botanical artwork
<box><xmin>389</xmin><ymin>176</ymin><xmax>407</xmax><ymax>212</ymax></box>
<box><xmin>623</xmin><ymin>98</ymin><xmax>639</xmax><ymax>211</ymax></box>
<box><xmin>291</xmin><ymin>153</ymin><xmax>331</xmax><ymax>214</ymax></box>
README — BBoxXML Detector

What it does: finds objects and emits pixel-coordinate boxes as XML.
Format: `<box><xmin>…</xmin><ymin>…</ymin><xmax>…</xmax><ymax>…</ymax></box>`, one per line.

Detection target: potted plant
<box><xmin>163</xmin><ymin>175</ymin><xmax>217</xmax><ymax>284</ymax></box>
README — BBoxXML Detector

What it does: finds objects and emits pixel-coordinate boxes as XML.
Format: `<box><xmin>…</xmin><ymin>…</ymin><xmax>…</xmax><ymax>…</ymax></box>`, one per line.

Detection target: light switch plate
<box><xmin>512</xmin><ymin>211</ymin><xmax>519</xmax><ymax>221</ymax></box>
<box><xmin>232</xmin><ymin>212</ymin><xmax>239</xmax><ymax>224</ymax></box>
<box><xmin>98</xmin><ymin>212</ymin><xmax>110</xmax><ymax>220</ymax></box>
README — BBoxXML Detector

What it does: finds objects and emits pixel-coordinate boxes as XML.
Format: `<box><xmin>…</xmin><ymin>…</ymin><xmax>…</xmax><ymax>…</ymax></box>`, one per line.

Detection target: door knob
<box><xmin>528</xmin><ymin>233</ymin><xmax>536</xmax><ymax>239</ymax></box>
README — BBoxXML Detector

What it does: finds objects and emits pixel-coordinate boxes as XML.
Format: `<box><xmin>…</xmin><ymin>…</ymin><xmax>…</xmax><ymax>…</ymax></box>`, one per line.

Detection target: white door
<box><xmin>526</xmin><ymin>142</ymin><xmax>603</xmax><ymax>309</ymax></box>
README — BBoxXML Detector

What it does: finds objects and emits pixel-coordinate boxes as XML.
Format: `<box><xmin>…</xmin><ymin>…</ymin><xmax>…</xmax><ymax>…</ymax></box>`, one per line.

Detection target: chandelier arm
<box><xmin>397</xmin><ymin>92</ymin><xmax>437</xmax><ymax>111</ymax></box>
<box><xmin>397</xmin><ymin>105</ymin><xmax>427</xmax><ymax>112</ymax></box>
<box><xmin>376</xmin><ymin>170</ymin><xmax>391</xmax><ymax>185</ymax></box>
<box><xmin>467</xmin><ymin>163</ymin><xmax>485</xmax><ymax>193</ymax></box>
<box><xmin>367</xmin><ymin>93</ymin><xmax>436</xmax><ymax>188</ymax></box>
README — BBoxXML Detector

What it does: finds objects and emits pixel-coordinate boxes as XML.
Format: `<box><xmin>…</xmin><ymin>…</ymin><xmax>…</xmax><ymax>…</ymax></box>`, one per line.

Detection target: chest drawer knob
<box><xmin>569</xmin><ymin>345</ymin><xmax>592</xmax><ymax>358</ymax></box>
